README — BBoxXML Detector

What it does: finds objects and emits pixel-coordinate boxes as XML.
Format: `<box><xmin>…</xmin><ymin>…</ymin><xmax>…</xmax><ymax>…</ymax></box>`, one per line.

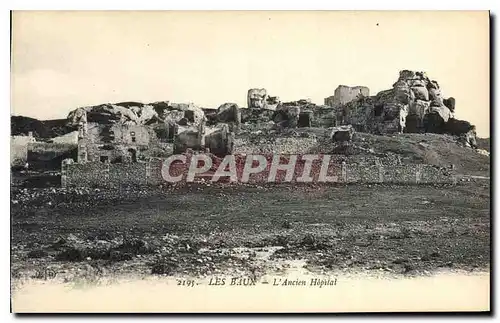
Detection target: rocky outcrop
<box><xmin>12</xmin><ymin>70</ymin><xmax>481</xmax><ymax>165</ymax></box>
<box><xmin>396</xmin><ymin>71</ymin><xmax>455</xmax><ymax>129</ymax></box>
<box><xmin>444</xmin><ymin>119</ymin><xmax>477</xmax><ymax>148</ymax></box>
<box><xmin>443</xmin><ymin>97</ymin><xmax>456</xmax><ymax>112</ymax></box>
<box><xmin>333</xmin><ymin>70</ymin><xmax>475</xmax><ymax>145</ymax></box>
<box><xmin>11</xmin><ymin>116</ymin><xmax>74</xmax><ymax>139</ymax></box>
<box><xmin>68</xmin><ymin>101</ymin><xmax>206</xmax><ymax>127</ymax></box>
<box><xmin>241</xmin><ymin>108</ymin><xmax>275</xmax><ymax>126</ymax></box>
<box><xmin>212</xmin><ymin>103</ymin><xmax>241</xmax><ymax>132</ymax></box>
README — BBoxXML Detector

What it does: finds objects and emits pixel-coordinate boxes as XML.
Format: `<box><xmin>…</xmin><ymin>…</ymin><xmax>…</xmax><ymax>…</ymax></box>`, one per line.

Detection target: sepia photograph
<box><xmin>9</xmin><ymin>10</ymin><xmax>491</xmax><ymax>313</ymax></box>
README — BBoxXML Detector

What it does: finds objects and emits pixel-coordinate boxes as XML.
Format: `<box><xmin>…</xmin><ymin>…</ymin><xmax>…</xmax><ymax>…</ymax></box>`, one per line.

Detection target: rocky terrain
<box><xmin>10</xmin><ymin>69</ymin><xmax>490</xmax><ymax>289</ymax></box>
<box><xmin>12</xmin><ymin>70</ymin><xmax>483</xmax><ymax>151</ymax></box>
<box><xmin>10</xmin><ymin>130</ymin><xmax>490</xmax><ymax>287</ymax></box>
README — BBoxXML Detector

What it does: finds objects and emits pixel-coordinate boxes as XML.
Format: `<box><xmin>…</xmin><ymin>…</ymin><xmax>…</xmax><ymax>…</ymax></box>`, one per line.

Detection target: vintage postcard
<box><xmin>10</xmin><ymin>10</ymin><xmax>490</xmax><ymax>313</ymax></box>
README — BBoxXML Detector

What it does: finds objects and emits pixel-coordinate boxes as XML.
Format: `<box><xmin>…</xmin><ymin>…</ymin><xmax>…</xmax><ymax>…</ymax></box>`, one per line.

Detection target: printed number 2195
<box><xmin>177</xmin><ymin>279</ymin><xmax>196</xmax><ymax>287</ymax></box>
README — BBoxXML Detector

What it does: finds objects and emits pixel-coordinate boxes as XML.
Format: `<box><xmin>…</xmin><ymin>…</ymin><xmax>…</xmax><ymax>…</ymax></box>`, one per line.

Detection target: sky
<box><xmin>11</xmin><ymin>11</ymin><xmax>490</xmax><ymax>137</ymax></box>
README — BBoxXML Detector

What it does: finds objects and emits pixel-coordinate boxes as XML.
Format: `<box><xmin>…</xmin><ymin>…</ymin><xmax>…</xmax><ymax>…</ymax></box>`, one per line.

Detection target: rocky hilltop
<box><xmin>11</xmin><ymin>70</ymin><xmax>484</xmax><ymax>153</ymax></box>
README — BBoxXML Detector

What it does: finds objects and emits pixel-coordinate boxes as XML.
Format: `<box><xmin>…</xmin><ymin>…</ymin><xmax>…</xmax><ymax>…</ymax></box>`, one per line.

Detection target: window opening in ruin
<box><xmin>184</xmin><ymin>110</ymin><xmax>195</xmax><ymax>123</ymax></box>
<box><xmin>374</xmin><ymin>104</ymin><xmax>383</xmax><ymax>117</ymax></box>
<box><xmin>131</xmin><ymin>131</ymin><xmax>136</xmax><ymax>143</ymax></box>
<box><xmin>101</xmin><ymin>127</ymin><xmax>115</xmax><ymax>143</ymax></box>
<box><xmin>100</xmin><ymin>155</ymin><xmax>109</xmax><ymax>163</ymax></box>
<box><xmin>168</xmin><ymin>125</ymin><xmax>177</xmax><ymax>142</ymax></box>
<box><xmin>128</xmin><ymin>148</ymin><xmax>137</xmax><ymax>162</ymax></box>
<box><xmin>298</xmin><ymin>112</ymin><xmax>312</xmax><ymax>128</ymax></box>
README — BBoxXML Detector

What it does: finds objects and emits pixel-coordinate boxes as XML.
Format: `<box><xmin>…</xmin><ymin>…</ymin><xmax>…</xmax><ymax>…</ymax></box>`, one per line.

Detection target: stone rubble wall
<box><xmin>233</xmin><ymin>137</ymin><xmax>319</xmax><ymax>155</ymax></box>
<box><xmin>61</xmin><ymin>155</ymin><xmax>456</xmax><ymax>188</ymax></box>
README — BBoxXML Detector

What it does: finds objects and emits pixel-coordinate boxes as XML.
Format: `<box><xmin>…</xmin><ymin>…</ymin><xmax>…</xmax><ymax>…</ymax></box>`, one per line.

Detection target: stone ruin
<box><xmin>329</xmin><ymin>70</ymin><xmax>477</xmax><ymax>148</ymax></box>
<box><xmin>64</xmin><ymin>69</ymin><xmax>479</xmax><ymax>166</ymax></box>
<box><xmin>324</xmin><ymin>85</ymin><xmax>369</xmax><ymax>107</ymax></box>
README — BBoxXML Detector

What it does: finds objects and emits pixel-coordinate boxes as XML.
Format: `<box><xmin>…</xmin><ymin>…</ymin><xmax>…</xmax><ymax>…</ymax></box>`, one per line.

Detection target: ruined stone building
<box><xmin>324</xmin><ymin>85</ymin><xmax>370</xmax><ymax>108</ymax></box>
<box><xmin>321</xmin><ymin>71</ymin><xmax>476</xmax><ymax>147</ymax></box>
<box><xmin>59</xmin><ymin>69</ymin><xmax>478</xmax><ymax>168</ymax></box>
<box><xmin>76</xmin><ymin>112</ymin><xmax>174</xmax><ymax>164</ymax></box>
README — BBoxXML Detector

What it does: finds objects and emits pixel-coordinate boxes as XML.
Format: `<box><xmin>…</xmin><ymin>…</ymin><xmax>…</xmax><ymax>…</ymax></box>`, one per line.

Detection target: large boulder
<box><xmin>68</xmin><ymin>104</ymin><xmax>152</xmax><ymax>125</ymax></box>
<box><xmin>443</xmin><ymin>97</ymin><xmax>456</xmax><ymax>112</ymax></box>
<box><xmin>444</xmin><ymin>118</ymin><xmax>478</xmax><ymax>148</ymax></box>
<box><xmin>273</xmin><ymin>105</ymin><xmax>300</xmax><ymax>128</ymax></box>
<box><xmin>429</xmin><ymin>105</ymin><xmax>452</xmax><ymax>123</ymax></box>
<box><xmin>428</xmin><ymin>86</ymin><xmax>444</xmax><ymax>107</ymax></box>
<box><xmin>216</xmin><ymin>103</ymin><xmax>241</xmax><ymax>131</ymax></box>
<box><xmin>411</xmin><ymin>86</ymin><xmax>429</xmax><ymax>101</ymax></box>
<box><xmin>204</xmin><ymin>124</ymin><xmax>234</xmax><ymax>156</ymax></box>
<box><xmin>167</xmin><ymin>103</ymin><xmax>206</xmax><ymax>125</ymax></box>
<box><xmin>173</xmin><ymin>128</ymin><xmax>203</xmax><ymax>154</ymax></box>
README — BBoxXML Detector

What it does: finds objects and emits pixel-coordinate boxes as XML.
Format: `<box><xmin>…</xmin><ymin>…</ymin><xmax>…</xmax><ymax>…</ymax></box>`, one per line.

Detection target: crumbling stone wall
<box><xmin>382</xmin><ymin>164</ymin><xmax>420</xmax><ymax>183</ymax></box>
<box><xmin>108</xmin><ymin>163</ymin><xmax>149</xmax><ymax>186</ymax></box>
<box><xmin>50</xmin><ymin>131</ymin><xmax>78</xmax><ymax>144</ymax></box>
<box><xmin>62</xmin><ymin>155</ymin><xmax>456</xmax><ymax>188</ymax></box>
<box><xmin>419</xmin><ymin>164</ymin><xmax>456</xmax><ymax>183</ymax></box>
<box><xmin>62</xmin><ymin>160</ymin><xmax>109</xmax><ymax>188</ymax></box>
<box><xmin>346</xmin><ymin>164</ymin><xmax>382</xmax><ymax>183</ymax></box>
<box><xmin>79</xmin><ymin>123</ymin><xmax>171</xmax><ymax>163</ymax></box>
<box><xmin>233</xmin><ymin>137</ymin><xmax>319</xmax><ymax>155</ymax></box>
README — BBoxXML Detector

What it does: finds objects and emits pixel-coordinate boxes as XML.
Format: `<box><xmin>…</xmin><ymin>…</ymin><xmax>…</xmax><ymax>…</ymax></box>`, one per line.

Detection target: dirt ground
<box><xmin>10</xmin><ymin>177</ymin><xmax>490</xmax><ymax>290</ymax></box>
